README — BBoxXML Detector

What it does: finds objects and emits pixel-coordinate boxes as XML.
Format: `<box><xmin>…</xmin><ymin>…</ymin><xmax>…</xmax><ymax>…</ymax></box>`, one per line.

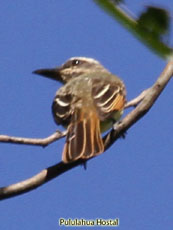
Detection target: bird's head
<box><xmin>33</xmin><ymin>57</ymin><xmax>109</xmax><ymax>83</ymax></box>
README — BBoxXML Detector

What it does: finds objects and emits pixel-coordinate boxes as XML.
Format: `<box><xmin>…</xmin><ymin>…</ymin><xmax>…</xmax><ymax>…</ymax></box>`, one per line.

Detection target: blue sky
<box><xmin>0</xmin><ymin>1</ymin><xmax>172</xmax><ymax>229</ymax></box>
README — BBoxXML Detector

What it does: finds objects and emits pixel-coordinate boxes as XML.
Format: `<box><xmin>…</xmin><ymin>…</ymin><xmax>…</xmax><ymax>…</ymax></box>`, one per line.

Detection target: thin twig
<box><xmin>125</xmin><ymin>89</ymin><xmax>150</xmax><ymax>108</ymax></box>
<box><xmin>0</xmin><ymin>130</ymin><xmax>67</xmax><ymax>147</ymax></box>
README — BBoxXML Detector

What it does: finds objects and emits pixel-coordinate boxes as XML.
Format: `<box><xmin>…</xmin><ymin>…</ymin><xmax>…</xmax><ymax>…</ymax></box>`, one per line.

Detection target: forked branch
<box><xmin>0</xmin><ymin>62</ymin><xmax>172</xmax><ymax>200</ymax></box>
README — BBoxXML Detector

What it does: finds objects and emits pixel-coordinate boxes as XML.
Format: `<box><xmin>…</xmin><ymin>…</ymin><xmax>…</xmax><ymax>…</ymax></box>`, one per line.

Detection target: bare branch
<box><xmin>0</xmin><ymin>160</ymin><xmax>85</xmax><ymax>200</ymax></box>
<box><xmin>0</xmin><ymin>130</ymin><xmax>67</xmax><ymax>147</ymax></box>
<box><xmin>0</xmin><ymin>62</ymin><xmax>172</xmax><ymax>200</ymax></box>
<box><xmin>125</xmin><ymin>88</ymin><xmax>150</xmax><ymax>108</ymax></box>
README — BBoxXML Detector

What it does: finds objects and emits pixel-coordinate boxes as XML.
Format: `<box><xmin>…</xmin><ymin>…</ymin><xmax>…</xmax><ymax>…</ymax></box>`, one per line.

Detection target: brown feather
<box><xmin>62</xmin><ymin>108</ymin><xmax>104</xmax><ymax>163</ymax></box>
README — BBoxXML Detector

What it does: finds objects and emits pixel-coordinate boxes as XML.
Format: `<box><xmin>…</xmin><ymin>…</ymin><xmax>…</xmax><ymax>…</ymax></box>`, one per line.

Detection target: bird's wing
<box><xmin>92</xmin><ymin>78</ymin><xmax>126</xmax><ymax>120</ymax></box>
<box><xmin>52</xmin><ymin>90</ymin><xmax>73</xmax><ymax>127</ymax></box>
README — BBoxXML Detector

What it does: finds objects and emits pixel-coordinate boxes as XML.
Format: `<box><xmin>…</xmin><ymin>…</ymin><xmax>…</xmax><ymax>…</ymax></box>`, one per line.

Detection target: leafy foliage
<box><xmin>138</xmin><ymin>6</ymin><xmax>170</xmax><ymax>40</ymax></box>
<box><xmin>94</xmin><ymin>0</ymin><xmax>173</xmax><ymax>59</ymax></box>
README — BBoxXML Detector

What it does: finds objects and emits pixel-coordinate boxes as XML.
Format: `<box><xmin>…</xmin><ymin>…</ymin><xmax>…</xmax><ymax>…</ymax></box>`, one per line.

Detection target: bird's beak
<box><xmin>33</xmin><ymin>67</ymin><xmax>64</xmax><ymax>83</ymax></box>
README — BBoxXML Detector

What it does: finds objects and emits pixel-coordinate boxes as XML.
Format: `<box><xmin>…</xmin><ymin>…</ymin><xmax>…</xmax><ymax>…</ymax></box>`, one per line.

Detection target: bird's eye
<box><xmin>72</xmin><ymin>60</ymin><xmax>80</xmax><ymax>66</ymax></box>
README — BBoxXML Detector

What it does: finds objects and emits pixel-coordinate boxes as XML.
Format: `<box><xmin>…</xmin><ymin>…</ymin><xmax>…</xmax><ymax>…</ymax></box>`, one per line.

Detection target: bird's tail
<box><xmin>62</xmin><ymin>108</ymin><xmax>104</xmax><ymax>163</ymax></box>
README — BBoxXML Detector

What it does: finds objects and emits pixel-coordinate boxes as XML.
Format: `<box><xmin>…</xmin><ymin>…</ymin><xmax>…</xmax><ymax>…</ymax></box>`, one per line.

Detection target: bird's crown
<box><xmin>61</xmin><ymin>57</ymin><xmax>105</xmax><ymax>70</ymax></box>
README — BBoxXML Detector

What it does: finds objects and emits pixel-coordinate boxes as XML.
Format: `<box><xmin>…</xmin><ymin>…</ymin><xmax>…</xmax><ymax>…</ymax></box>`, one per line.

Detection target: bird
<box><xmin>33</xmin><ymin>57</ymin><xmax>126</xmax><ymax>163</ymax></box>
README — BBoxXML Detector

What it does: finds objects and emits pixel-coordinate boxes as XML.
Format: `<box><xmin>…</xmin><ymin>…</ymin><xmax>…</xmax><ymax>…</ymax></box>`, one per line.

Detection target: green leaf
<box><xmin>94</xmin><ymin>0</ymin><xmax>173</xmax><ymax>59</ymax></box>
<box><xmin>138</xmin><ymin>6</ymin><xmax>170</xmax><ymax>39</ymax></box>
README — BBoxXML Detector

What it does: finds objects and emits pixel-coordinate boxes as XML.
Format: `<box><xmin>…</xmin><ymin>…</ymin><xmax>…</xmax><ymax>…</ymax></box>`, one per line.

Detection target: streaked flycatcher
<box><xmin>33</xmin><ymin>57</ymin><xmax>126</xmax><ymax>163</ymax></box>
